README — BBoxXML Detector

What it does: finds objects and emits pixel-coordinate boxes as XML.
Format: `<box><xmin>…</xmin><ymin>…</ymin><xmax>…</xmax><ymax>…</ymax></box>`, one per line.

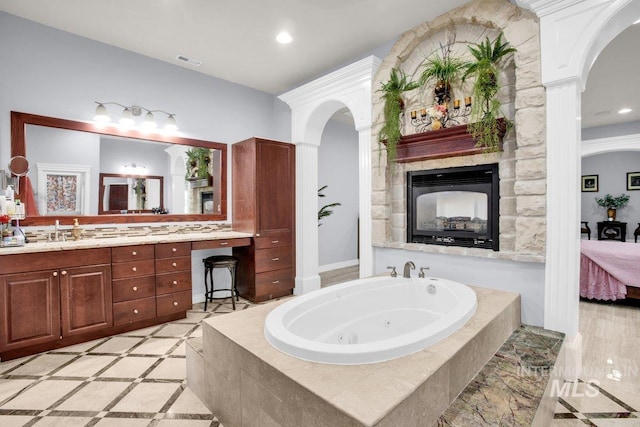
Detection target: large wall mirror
<box><xmin>11</xmin><ymin>111</ymin><xmax>227</xmax><ymax>225</ymax></box>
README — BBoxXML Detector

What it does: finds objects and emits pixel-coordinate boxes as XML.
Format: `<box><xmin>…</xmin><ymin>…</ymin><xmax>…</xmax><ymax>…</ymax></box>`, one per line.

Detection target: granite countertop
<box><xmin>437</xmin><ymin>325</ymin><xmax>565</xmax><ymax>426</ymax></box>
<box><xmin>0</xmin><ymin>230</ymin><xmax>253</xmax><ymax>255</ymax></box>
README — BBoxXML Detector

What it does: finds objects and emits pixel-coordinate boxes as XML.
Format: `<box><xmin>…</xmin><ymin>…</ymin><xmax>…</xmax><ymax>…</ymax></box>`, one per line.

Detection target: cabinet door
<box><xmin>0</xmin><ymin>271</ymin><xmax>60</xmax><ymax>352</ymax></box>
<box><xmin>256</xmin><ymin>141</ymin><xmax>295</xmax><ymax>234</ymax></box>
<box><xmin>60</xmin><ymin>264</ymin><xmax>113</xmax><ymax>337</ymax></box>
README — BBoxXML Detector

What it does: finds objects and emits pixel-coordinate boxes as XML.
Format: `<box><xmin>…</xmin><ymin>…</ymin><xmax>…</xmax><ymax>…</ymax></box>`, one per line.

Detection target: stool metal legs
<box><xmin>203</xmin><ymin>261</ymin><xmax>239</xmax><ymax>311</ymax></box>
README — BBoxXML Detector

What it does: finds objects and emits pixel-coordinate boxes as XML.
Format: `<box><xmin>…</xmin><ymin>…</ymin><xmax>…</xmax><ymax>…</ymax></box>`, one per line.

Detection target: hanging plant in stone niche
<box><xmin>462</xmin><ymin>33</ymin><xmax>516</xmax><ymax>152</ymax></box>
<box><xmin>377</xmin><ymin>67</ymin><xmax>420</xmax><ymax>163</ymax></box>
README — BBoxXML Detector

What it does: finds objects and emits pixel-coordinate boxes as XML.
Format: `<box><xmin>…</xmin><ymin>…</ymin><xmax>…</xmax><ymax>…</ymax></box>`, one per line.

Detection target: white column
<box><xmin>545</xmin><ymin>81</ymin><xmax>581</xmax><ymax>337</ymax></box>
<box><xmin>358</xmin><ymin>124</ymin><xmax>374</xmax><ymax>278</ymax></box>
<box><xmin>295</xmin><ymin>142</ymin><xmax>321</xmax><ymax>295</ymax></box>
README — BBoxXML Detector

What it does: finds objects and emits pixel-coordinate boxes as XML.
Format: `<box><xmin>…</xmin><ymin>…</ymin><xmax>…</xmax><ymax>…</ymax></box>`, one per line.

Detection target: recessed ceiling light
<box><xmin>618</xmin><ymin>108</ymin><xmax>632</xmax><ymax>114</ymax></box>
<box><xmin>276</xmin><ymin>32</ymin><xmax>293</xmax><ymax>44</ymax></box>
<box><xmin>634</xmin><ymin>18</ymin><xmax>640</xmax><ymax>24</ymax></box>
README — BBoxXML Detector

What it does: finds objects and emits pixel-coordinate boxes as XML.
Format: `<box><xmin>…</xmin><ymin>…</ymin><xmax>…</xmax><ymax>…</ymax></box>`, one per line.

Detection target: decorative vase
<box><xmin>431</xmin><ymin>119</ymin><xmax>442</xmax><ymax>131</ymax></box>
<box><xmin>607</xmin><ymin>208</ymin><xmax>616</xmax><ymax>220</ymax></box>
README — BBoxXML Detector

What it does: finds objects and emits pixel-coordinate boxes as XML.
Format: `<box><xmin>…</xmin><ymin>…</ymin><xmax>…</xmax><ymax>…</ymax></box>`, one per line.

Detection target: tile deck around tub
<box><xmin>191</xmin><ymin>286</ymin><xmax>523</xmax><ymax>427</ymax></box>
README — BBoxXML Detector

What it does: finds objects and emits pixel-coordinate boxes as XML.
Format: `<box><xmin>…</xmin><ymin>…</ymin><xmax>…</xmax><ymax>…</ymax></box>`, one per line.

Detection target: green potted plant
<box><xmin>185</xmin><ymin>147</ymin><xmax>211</xmax><ymax>180</ymax></box>
<box><xmin>462</xmin><ymin>33</ymin><xmax>516</xmax><ymax>152</ymax></box>
<box><xmin>378</xmin><ymin>67</ymin><xmax>420</xmax><ymax>164</ymax></box>
<box><xmin>418</xmin><ymin>46</ymin><xmax>465</xmax><ymax>105</ymax></box>
<box><xmin>318</xmin><ymin>185</ymin><xmax>341</xmax><ymax>226</ymax></box>
<box><xmin>595</xmin><ymin>193</ymin><xmax>630</xmax><ymax>220</ymax></box>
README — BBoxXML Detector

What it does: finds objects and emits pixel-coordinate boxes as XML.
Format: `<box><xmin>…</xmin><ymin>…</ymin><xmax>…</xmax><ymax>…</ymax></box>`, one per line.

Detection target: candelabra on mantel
<box><xmin>409</xmin><ymin>96</ymin><xmax>473</xmax><ymax>133</ymax></box>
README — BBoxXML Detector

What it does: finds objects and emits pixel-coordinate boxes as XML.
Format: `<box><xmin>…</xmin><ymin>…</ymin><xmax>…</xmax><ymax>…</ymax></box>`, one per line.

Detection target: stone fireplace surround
<box><xmin>371</xmin><ymin>0</ymin><xmax>545</xmax><ymax>264</ymax></box>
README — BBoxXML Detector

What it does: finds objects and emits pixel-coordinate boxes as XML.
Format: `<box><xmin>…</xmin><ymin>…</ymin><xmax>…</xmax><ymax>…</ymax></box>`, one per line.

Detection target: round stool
<box><xmin>203</xmin><ymin>255</ymin><xmax>239</xmax><ymax>311</ymax></box>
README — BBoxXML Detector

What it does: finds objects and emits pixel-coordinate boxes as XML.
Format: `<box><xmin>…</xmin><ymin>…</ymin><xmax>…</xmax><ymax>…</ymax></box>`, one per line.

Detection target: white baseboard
<box><xmin>319</xmin><ymin>259</ymin><xmax>359</xmax><ymax>273</ymax></box>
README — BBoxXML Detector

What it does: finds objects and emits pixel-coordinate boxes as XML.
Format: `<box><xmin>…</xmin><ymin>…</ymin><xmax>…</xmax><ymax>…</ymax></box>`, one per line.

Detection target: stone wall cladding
<box><xmin>371</xmin><ymin>0</ymin><xmax>545</xmax><ymax>263</ymax></box>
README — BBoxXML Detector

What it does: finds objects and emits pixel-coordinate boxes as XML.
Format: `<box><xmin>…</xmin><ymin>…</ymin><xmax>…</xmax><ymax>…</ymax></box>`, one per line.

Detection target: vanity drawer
<box><xmin>255</xmin><ymin>269</ymin><xmax>294</xmax><ymax>301</ymax></box>
<box><xmin>191</xmin><ymin>237</ymin><xmax>252</xmax><ymax>250</ymax></box>
<box><xmin>156</xmin><ymin>271</ymin><xmax>192</xmax><ymax>295</ymax></box>
<box><xmin>113</xmin><ymin>297</ymin><xmax>156</xmax><ymax>326</ymax></box>
<box><xmin>112</xmin><ymin>245</ymin><xmax>154</xmax><ymax>263</ymax></box>
<box><xmin>255</xmin><ymin>230</ymin><xmax>292</xmax><ymax>249</ymax></box>
<box><xmin>155</xmin><ymin>242</ymin><xmax>191</xmax><ymax>259</ymax></box>
<box><xmin>112</xmin><ymin>259</ymin><xmax>155</xmax><ymax>279</ymax></box>
<box><xmin>112</xmin><ymin>276</ymin><xmax>156</xmax><ymax>302</ymax></box>
<box><xmin>255</xmin><ymin>246</ymin><xmax>293</xmax><ymax>273</ymax></box>
<box><xmin>155</xmin><ymin>256</ymin><xmax>191</xmax><ymax>273</ymax></box>
<box><xmin>156</xmin><ymin>290</ymin><xmax>192</xmax><ymax>316</ymax></box>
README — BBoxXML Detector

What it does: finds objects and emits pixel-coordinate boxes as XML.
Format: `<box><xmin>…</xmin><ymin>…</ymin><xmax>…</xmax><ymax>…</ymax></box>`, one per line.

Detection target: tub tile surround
<box><xmin>188</xmin><ymin>286</ymin><xmax>522</xmax><ymax>426</ymax></box>
<box><xmin>371</xmin><ymin>0</ymin><xmax>546</xmax><ymax>263</ymax></box>
<box><xmin>438</xmin><ymin>325</ymin><xmax>565</xmax><ymax>426</ymax></box>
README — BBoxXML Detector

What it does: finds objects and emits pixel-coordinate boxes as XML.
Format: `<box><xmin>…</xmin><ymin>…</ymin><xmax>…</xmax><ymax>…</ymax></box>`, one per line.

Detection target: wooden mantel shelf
<box><xmin>394</xmin><ymin>119</ymin><xmax>505</xmax><ymax>163</ymax></box>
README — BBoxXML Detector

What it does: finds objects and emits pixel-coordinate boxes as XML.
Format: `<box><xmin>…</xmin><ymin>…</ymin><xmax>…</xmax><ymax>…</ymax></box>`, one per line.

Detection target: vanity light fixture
<box><xmin>93</xmin><ymin>102</ymin><xmax>178</xmax><ymax>131</ymax></box>
<box><xmin>123</xmin><ymin>163</ymin><xmax>147</xmax><ymax>174</ymax></box>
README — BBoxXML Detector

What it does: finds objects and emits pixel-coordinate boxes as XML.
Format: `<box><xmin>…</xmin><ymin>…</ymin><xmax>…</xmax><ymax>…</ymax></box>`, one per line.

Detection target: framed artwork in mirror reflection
<box><xmin>627</xmin><ymin>172</ymin><xmax>640</xmax><ymax>190</ymax></box>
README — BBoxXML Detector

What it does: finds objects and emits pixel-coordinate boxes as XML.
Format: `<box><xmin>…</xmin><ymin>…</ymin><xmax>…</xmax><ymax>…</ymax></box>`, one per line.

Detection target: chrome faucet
<box><xmin>54</xmin><ymin>220</ymin><xmax>60</xmax><ymax>242</ymax></box>
<box><xmin>403</xmin><ymin>261</ymin><xmax>415</xmax><ymax>278</ymax></box>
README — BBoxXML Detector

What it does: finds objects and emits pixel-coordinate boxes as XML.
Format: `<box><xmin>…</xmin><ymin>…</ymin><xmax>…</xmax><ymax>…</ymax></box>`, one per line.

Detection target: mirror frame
<box><xmin>98</xmin><ymin>173</ymin><xmax>164</xmax><ymax>215</ymax></box>
<box><xmin>11</xmin><ymin>111</ymin><xmax>227</xmax><ymax>225</ymax></box>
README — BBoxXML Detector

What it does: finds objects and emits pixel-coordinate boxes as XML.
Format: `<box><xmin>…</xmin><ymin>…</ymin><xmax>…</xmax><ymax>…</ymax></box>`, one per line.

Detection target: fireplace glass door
<box><xmin>415</xmin><ymin>191</ymin><xmax>488</xmax><ymax>234</ymax></box>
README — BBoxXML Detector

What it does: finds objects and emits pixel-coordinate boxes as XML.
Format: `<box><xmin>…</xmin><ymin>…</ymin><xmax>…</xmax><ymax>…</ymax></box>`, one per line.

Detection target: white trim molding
<box><xmin>582</xmin><ymin>133</ymin><xmax>640</xmax><ymax>157</ymax></box>
<box><xmin>279</xmin><ymin>56</ymin><xmax>381</xmax><ymax>295</ymax></box>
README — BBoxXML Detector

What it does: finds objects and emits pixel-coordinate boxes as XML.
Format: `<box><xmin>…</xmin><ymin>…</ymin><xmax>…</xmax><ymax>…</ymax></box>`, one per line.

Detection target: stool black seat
<box><xmin>203</xmin><ymin>255</ymin><xmax>239</xmax><ymax>310</ymax></box>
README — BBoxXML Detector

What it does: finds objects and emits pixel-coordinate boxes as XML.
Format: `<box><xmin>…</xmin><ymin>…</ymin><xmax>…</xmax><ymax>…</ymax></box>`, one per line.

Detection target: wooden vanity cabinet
<box><xmin>112</xmin><ymin>245</ymin><xmax>156</xmax><ymax>326</ymax></box>
<box><xmin>232</xmin><ymin>137</ymin><xmax>296</xmax><ymax>302</ymax></box>
<box><xmin>155</xmin><ymin>242</ymin><xmax>192</xmax><ymax>317</ymax></box>
<box><xmin>0</xmin><ymin>248</ymin><xmax>112</xmax><ymax>353</ymax></box>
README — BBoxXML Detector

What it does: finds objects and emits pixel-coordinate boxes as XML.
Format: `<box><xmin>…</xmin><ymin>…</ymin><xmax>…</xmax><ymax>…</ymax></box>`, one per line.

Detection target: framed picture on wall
<box><xmin>581</xmin><ymin>175</ymin><xmax>599</xmax><ymax>192</ymax></box>
<box><xmin>627</xmin><ymin>172</ymin><xmax>640</xmax><ymax>190</ymax></box>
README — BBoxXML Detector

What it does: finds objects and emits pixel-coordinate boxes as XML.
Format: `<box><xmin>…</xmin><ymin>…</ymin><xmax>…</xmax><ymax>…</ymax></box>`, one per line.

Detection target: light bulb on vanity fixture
<box><xmin>93</xmin><ymin>102</ymin><xmax>178</xmax><ymax>131</ymax></box>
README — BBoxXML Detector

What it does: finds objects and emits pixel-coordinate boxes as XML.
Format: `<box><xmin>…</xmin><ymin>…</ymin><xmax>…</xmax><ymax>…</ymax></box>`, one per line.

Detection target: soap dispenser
<box><xmin>72</xmin><ymin>218</ymin><xmax>82</xmax><ymax>241</ymax></box>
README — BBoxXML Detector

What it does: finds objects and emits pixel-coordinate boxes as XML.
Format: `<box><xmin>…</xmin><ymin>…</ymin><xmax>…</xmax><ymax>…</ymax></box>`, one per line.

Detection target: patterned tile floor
<box><xmin>0</xmin><ymin>299</ymin><xmax>252</xmax><ymax>427</ymax></box>
<box><xmin>1</xmin><ymin>287</ymin><xmax>638</xmax><ymax>426</ymax></box>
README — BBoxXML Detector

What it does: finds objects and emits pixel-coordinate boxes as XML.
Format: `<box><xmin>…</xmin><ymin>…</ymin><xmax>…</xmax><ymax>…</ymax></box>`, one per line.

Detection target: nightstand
<box><xmin>597</xmin><ymin>221</ymin><xmax>627</xmax><ymax>242</ymax></box>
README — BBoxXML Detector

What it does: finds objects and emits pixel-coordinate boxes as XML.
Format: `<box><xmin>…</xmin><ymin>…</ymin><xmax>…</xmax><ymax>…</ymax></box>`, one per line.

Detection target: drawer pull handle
<box><xmin>271</xmin><ymin>257</ymin><xmax>280</xmax><ymax>261</ymax></box>
<box><xmin>133</xmin><ymin>286</ymin><xmax>138</xmax><ymax>291</ymax></box>
<box><xmin>271</xmin><ymin>240</ymin><xmax>279</xmax><ymax>244</ymax></box>
<box><xmin>53</xmin><ymin>271</ymin><xmax>58</xmax><ymax>277</ymax></box>
<box><xmin>173</xmin><ymin>301</ymin><xmax>178</xmax><ymax>306</ymax></box>
<box><xmin>132</xmin><ymin>251</ymin><xmax>137</xmax><ymax>256</ymax></box>
<box><xmin>173</xmin><ymin>280</ymin><xmax>178</xmax><ymax>285</ymax></box>
<box><xmin>272</xmin><ymin>280</ymin><xmax>280</xmax><ymax>284</ymax></box>
<box><xmin>61</xmin><ymin>270</ymin><xmax>67</xmax><ymax>276</ymax></box>
<box><xmin>172</xmin><ymin>248</ymin><xmax>177</xmax><ymax>252</ymax></box>
<box><xmin>132</xmin><ymin>267</ymin><xmax>137</xmax><ymax>272</ymax></box>
<box><xmin>220</xmin><ymin>242</ymin><xmax>228</xmax><ymax>245</ymax></box>
<box><xmin>133</xmin><ymin>309</ymin><xmax>139</xmax><ymax>314</ymax></box>
<box><xmin>172</xmin><ymin>262</ymin><xmax>177</xmax><ymax>267</ymax></box>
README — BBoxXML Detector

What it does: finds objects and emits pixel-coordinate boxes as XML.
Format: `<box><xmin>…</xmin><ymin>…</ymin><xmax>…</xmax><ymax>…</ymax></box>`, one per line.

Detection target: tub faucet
<box><xmin>403</xmin><ymin>261</ymin><xmax>415</xmax><ymax>278</ymax></box>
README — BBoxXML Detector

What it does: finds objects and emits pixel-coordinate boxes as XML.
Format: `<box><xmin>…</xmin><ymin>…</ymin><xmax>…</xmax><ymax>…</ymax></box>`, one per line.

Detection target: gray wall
<box><xmin>581</xmin><ymin>151</ymin><xmax>640</xmax><ymax>240</ymax></box>
<box><xmin>318</xmin><ymin>119</ymin><xmax>359</xmax><ymax>268</ymax></box>
<box><xmin>0</xmin><ymin>11</ymin><xmax>290</xmax><ymax>171</ymax></box>
<box><xmin>583</xmin><ymin>120</ymin><xmax>640</xmax><ymax>140</ymax></box>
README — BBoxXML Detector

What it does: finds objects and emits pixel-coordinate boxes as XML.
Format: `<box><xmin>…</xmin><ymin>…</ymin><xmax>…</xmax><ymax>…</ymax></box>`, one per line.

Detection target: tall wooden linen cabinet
<box><xmin>232</xmin><ymin>137</ymin><xmax>296</xmax><ymax>302</ymax></box>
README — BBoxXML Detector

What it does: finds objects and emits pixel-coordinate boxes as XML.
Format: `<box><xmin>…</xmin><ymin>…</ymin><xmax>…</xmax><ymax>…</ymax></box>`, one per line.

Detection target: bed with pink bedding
<box><xmin>580</xmin><ymin>240</ymin><xmax>640</xmax><ymax>300</ymax></box>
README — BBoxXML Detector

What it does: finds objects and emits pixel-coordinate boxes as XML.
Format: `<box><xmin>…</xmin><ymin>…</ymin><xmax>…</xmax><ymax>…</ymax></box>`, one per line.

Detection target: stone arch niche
<box><xmin>371</xmin><ymin>0</ymin><xmax>545</xmax><ymax>261</ymax></box>
<box><xmin>279</xmin><ymin>56</ymin><xmax>381</xmax><ymax>295</ymax></box>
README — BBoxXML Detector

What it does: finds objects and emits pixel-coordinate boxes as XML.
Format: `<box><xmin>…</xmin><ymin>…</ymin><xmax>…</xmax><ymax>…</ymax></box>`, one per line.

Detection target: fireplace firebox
<box><xmin>407</xmin><ymin>164</ymin><xmax>499</xmax><ymax>251</ymax></box>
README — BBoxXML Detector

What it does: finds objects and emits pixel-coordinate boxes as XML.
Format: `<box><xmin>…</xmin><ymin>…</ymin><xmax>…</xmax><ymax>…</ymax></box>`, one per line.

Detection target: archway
<box><xmin>519</xmin><ymin>0</ymin><xmax>640</xmax><ymax>375</ymax></box>
<box><xmin>279</xmin><ymin>56</ymin><xmax>381</xmax><ymax>295</ymax></box>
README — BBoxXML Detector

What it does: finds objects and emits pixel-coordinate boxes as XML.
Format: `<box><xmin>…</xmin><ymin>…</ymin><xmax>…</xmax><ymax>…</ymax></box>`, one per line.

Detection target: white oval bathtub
<box><xmin>264</xmin><ymin>276</ymin><xmax>477</xmax><ymax>364</ymax></box>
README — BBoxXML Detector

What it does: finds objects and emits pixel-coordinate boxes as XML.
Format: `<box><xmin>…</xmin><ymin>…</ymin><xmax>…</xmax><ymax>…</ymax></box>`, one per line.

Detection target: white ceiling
<box><xmin>0</xmin><ymin>1</ymin><xmax>637</xmax><ymax>129</ymax></box>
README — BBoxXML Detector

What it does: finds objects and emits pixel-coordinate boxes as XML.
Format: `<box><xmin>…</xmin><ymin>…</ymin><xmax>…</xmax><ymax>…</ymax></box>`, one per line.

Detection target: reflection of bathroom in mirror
<box><xmin>11</xmin><ymin>111</ymin><xmax>227</xmax><ymax>224</ymax></box>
